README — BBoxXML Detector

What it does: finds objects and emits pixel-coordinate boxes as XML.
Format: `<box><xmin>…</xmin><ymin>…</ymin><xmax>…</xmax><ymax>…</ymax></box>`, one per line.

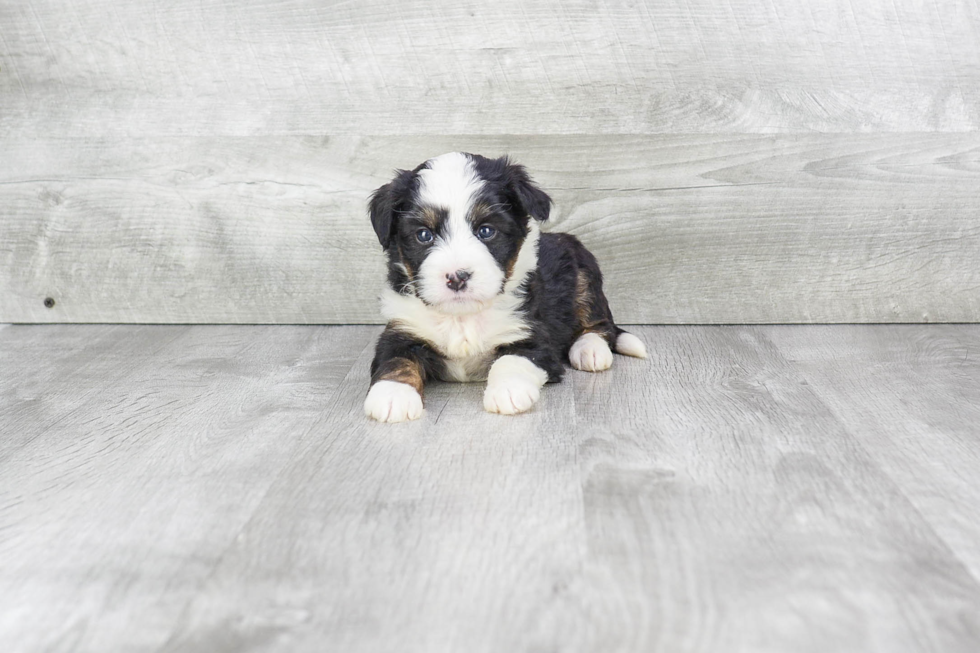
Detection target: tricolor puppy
<box><xmin>364</xmin><ymin>152</ymin><xmax>647</xmax><ymax>422</ymax></box>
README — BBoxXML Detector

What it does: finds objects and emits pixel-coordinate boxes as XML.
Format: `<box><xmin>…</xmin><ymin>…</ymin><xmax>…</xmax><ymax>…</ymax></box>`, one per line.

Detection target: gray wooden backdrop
<box><xmin>2</xmin><ymin>0</ymin><xmax>978</xmax><ymax>324</ymax></box>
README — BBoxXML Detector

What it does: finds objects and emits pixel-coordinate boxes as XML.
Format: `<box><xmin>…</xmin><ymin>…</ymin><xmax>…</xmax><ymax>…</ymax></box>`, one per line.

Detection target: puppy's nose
<box><xmin>446</xmin><ymin>269</ymin><xmax>471</xmax><ymax>292</ymax></box>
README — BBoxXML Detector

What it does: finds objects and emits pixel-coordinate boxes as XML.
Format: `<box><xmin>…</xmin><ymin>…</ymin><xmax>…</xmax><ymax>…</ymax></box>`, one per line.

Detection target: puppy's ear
<box><xmin>368</xmin><ymin>169</ymin><xmax>414</xmax><ymax>249</ymax></box>
<box><xmin>503</xmin><ymin>159</ymin><xmax>551</xmax><ymax>222</ymax></box>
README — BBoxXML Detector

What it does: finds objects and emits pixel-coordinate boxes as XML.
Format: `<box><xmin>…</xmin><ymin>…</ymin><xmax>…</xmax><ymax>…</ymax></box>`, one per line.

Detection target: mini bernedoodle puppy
<box><xmin>364</xmin><ymin>152</ymin><xmax>647</xmax><ymax>422</ymax></box>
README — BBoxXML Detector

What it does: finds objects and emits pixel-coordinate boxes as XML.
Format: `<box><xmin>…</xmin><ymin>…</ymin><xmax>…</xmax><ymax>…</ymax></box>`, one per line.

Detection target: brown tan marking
<box><xmin>469</xmin><ymin>201</ymin><xmax>527</xmax><ymax>283</ymax></box>
<box><xmin>503</xmin><ymin>234</ymin><xmax>526</xmax><ymax>281</ymax></box>
<box><xmin>373</xmin><ymin>356</ymin><xmax>424</xmax><ymax>396</ymax></box>
<box><xmin>574</xmin><ymin>270</ymin><xmax>616</xmax><ymax>343</ymax></box>
<box><xmin>419</xmin><ymin>206</ymin><xmax>441</xmax><ymax>230</ymax></box>
<box><xmin>397</xmin><ymin>245</ymin><xmax>416</xmax><ymax>280</ymax></box>
<box><xmin>467</xmin><ymin>201</ymin><xmax>495</xmax><ymax>223</ymax></box>
<box><xmin>574</xmin><ymin>270</ymin><xmax>595</xmax><ymax>330</ymax></box>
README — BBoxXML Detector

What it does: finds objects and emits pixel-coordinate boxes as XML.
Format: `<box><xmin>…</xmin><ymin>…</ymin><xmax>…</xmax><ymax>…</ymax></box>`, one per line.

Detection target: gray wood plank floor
<box><xmin>1</xmin><ymin>325</ymin><xmax>979</xmax><ymax>653</ymax></box>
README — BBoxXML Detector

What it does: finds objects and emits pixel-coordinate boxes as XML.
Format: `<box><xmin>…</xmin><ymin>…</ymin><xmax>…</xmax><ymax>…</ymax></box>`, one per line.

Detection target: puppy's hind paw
<box><xmin>569</xmin><ymin>333</ymin><xmax>613</xmax><ymax>372</ymax></box>
<box><xmin>364</xmin><ymin>381</ymin><xmax>423</xmax><ymax>423</ymax></box>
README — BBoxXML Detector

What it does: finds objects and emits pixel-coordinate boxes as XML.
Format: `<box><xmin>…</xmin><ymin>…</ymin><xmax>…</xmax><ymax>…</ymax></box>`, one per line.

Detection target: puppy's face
<box><xmin>369</xmin><ymin>153</ymin><xmax>551</xmax><ymax>314</ymax></box>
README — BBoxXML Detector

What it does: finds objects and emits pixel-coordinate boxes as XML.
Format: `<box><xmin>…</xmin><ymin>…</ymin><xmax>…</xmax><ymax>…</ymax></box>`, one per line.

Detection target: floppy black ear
<box><xmin>368</xmin><ymin>169</ymin><xmax>414</xmax><ymax>249</ymax></box>
<box><xmin>503</xmin><ymin>159</ymin><xmax>551</xmax><ymax>222</ymax></box>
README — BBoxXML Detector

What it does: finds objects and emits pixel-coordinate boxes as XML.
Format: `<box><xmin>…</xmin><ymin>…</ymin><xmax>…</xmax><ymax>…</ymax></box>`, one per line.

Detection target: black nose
<box><xmin>446</xmin><ymin>269</ymin><xmax>471</xmax><ymax>292</ymax></box>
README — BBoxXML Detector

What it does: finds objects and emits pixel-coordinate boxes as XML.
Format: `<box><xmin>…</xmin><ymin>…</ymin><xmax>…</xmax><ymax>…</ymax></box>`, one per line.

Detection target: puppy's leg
<box><xmin>570</xmin><ymin>262</ymin><xmax>618</xmax><ymax>371</ymax></box>
<box><xmin>364</xmin><ymin>327</ymin><xmax>431</xmax><ymax>423</ymax></box>
<box><xmin>483</xmin><ymin>353</ymin><xmax>553</xmax><ymax>415</ymax></box>
<box><xmin>570</xmin><ymin>248</ymin><xmax>647</xmax><ymax>370</ymax></box>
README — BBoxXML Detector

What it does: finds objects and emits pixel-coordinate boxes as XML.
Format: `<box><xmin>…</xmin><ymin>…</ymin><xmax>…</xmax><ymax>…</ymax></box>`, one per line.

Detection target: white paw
<box><xmin>483</xmin><ymin>355</ymin><xmax>548</xmax><ymax>415</ymax></box>
<box><xmin>569</xmin><ymin>333</ymin><xmax>613</xmax><ymax>372</ymax></box>
<box><xmin>364</xmin><ymin>380</ymin><xmax>423</xmax><ymax>423</ymax></box>
<box><xmin>484</xmin><ymin>378</ymin><xmax>541</xmax><ymax>415</ymax></box>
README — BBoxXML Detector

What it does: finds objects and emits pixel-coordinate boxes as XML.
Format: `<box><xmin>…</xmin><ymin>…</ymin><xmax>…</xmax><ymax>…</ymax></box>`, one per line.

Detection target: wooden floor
<box><xmin>2</xmin><ymin>324</ymin><xmax>979</xmax><ymax>653</ymax></box>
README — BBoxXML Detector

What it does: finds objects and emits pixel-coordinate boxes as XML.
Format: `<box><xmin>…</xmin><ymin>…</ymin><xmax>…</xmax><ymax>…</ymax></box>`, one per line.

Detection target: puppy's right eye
<box><xmin>416</xmin><ymin>228</ymin><xmax>433</xmax><ymax>244</ymax></box>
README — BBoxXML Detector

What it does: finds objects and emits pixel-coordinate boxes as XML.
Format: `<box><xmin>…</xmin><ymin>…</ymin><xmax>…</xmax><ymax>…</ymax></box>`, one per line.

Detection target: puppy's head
<box><xmin>369</xmin><ymin>152</ymin><xmax>551</xmax><ymax>314</ymax></box>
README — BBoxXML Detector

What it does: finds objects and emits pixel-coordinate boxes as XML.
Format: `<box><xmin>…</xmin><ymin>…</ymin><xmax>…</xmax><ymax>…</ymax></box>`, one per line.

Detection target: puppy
<box><xmin>364</xmin><ymin>152</ymin><xmax>647</xmax><ymax>422</ymax></box>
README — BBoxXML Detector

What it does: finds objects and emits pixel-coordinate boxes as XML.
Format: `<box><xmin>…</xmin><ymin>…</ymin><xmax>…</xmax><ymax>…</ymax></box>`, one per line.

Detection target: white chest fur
<box><xmin>379</xmin><ymin>288</ymin><xmax>530</xmax><ymax>382</ymax></box>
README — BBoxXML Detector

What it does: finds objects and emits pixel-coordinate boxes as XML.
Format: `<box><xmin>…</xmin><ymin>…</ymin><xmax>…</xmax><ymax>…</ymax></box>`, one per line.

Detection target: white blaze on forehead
<box><xmin>416</xmin><ymin>152</ymin><xmax>484</xmax><ymax>233</ymax></box>
<box><xmin>415</xmin><ymin>152</ymin><xmax>504</xmax><ymax>310</ymax></box>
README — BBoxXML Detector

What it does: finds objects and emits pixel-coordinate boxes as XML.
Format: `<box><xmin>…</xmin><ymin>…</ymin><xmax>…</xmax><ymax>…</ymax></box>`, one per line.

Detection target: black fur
<box><xmin>469</xmin><ymin>154</ymin><xmax>552</xmax><ymax>221</ymax></box>
<box><xmin>368</xmin><ymin>167</ymin><xmax>418</xmax><ymax>250</ymax></box>
<box><xmin>369</xmin><ymin>326</ymin><xmax>445</xmax><ymax>389</ymax></box>
<box><xmin>503</xmin><ymin>232</ymin><xmax>621</xmax><ymax>383</ymax></box>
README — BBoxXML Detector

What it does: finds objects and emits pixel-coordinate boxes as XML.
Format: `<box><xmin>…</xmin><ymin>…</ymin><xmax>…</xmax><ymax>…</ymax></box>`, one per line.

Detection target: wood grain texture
<box><xmin>3</xmin><ymin>325</ymin><xmax>980</xmax><ymax>652</ymax></box>
<box><xmin>3</xmin><ymin>0</ymin><xmax>979</xmax><ymax>324</ymax></box>
<box><xmin>0</xmin><ymin>325</ymin><xmax>375</xmax><ymax>653</ymax></box>
<box><xmin>765</xmin><ymin>325</ymin><xmax>980</xmax><ymax>580</ymax></box>
<box><xmin>565</xmin><ymin>326</ymin><xmax>980</xmax><ymax>652</ymax></box>
<box><xmin>3</xmin><ymin>133</ymin><xmax>980</xmax><ymax>324</ymax></box>
<box><xmin>158</xmin><ymin>341</ymin><xmax>584</xmax><ymax>653</ymax></box>
<box><xmin>0</xmin><ymin>325</ymin><xmax>184</xmax><ymax>459</ymax></box>
<box><xmin>1</xmin><ymin>0</ymin><xmax>978</xmax><ymax>136</ymax></box>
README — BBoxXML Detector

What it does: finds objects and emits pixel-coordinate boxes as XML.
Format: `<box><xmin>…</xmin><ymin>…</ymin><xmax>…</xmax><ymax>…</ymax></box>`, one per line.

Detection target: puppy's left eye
<box><xmin>477</xmin><ymin>225</ymin><xmax>497</xmax><ymax>240</ymax></box>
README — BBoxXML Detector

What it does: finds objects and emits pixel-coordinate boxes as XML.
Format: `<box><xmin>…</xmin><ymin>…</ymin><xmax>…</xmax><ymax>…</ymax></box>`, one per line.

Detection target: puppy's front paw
<box><xmin>483</xmin><ymin>354</ymin><xmax>548</xmax><ymax>415</ymax></box>
<box><xmin>569</xmin><ymin>333</ymin><xmax>613</xmax><ymax>372</ymax></box>
<box><xmin>484</xmin><ymin>379</ymin><xmax>540</xmax><ymax>415</ymax></box>
<box><xmin>364</xmin><ymin>380</ymin><xmax>423</xmax><ymax>423</ymax></box>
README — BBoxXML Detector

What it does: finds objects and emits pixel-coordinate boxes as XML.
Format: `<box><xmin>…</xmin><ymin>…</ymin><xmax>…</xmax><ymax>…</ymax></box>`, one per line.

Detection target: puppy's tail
<box><xmin>613</xmin><ymin>327</ymin><xmax>648</xmax><ymax>359</ymax></box>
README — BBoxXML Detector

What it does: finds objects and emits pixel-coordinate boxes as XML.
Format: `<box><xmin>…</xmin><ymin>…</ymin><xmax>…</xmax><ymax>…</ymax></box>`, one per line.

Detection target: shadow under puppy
<box><xmin>365</xmin><ymin>152</ymin><xmax>647</xmax><ymax>422</ymax></box>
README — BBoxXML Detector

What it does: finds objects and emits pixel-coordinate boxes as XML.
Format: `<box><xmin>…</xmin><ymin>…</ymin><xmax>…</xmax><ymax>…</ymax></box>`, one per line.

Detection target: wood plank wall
<box><xmin>1</xmin><ymin>0</ymin><xmax>978</xmax><ymax>323</ymax></box>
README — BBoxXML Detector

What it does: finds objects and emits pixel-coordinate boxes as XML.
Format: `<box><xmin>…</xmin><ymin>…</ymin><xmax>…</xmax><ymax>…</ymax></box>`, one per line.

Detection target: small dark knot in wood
<box><xmin>43</xmin><ymin>297</ymin><xmax>56</xmax><ymax>309</ymax></box>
